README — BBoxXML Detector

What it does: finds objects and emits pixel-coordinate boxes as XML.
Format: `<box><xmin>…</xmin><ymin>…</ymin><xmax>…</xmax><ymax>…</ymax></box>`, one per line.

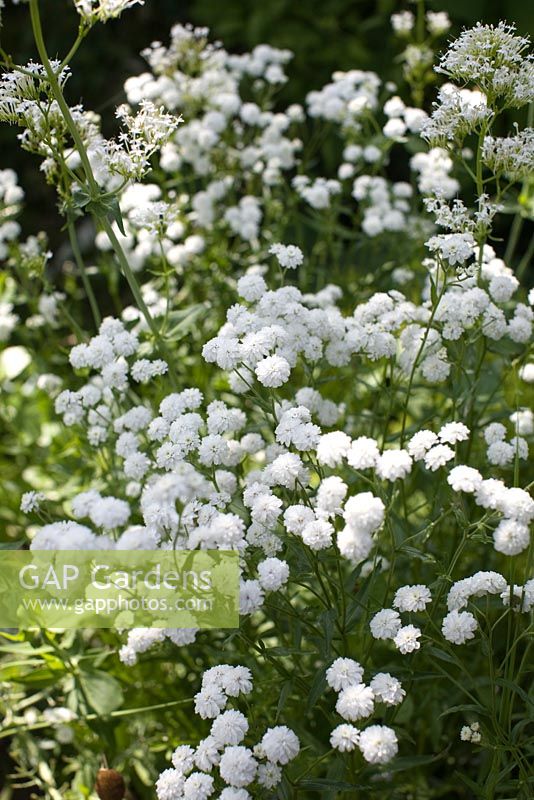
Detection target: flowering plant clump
<box><xmin>0</xmin><ymin>2</ymin><xmax>533</xmax><ymax>799</ymax></box>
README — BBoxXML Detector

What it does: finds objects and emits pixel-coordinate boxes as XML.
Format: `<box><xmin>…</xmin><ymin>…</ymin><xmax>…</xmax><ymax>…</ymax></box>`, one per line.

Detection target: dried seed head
<box><xmin>95</xmin><ymin>768</ymin><xmax>126</xmax><ymax>800</ymax></box>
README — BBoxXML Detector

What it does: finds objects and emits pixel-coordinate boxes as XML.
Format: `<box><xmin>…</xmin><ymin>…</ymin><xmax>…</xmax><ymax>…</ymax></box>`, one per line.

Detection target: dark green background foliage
<box><xmin>0</xmin><ymin>0</ymin><xmax>531</xmax><ymax>241</ymax></box>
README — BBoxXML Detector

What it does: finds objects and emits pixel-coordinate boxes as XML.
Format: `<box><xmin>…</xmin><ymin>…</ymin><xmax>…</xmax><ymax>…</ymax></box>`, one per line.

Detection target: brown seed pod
<box><xmin>95</xmin><ymin>768</ymin><xmax>126</xmax><ymax>800</ymax></box>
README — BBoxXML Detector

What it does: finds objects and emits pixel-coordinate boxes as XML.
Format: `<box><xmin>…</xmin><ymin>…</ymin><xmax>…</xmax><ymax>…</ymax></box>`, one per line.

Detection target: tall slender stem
<box><xmin>67</xmin><ymin>217</ymin><xmax>101</xmax><ymax>328</ymax></box>
<box><xmin>29</xmin><ymin>0</ymin><xmax>177</xmax><ymax>383</ymax></box>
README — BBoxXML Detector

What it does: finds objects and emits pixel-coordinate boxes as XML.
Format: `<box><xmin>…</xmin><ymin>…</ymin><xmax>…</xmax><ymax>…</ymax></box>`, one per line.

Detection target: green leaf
<box><xmin>299</xmin><ymin>779</ymin><xmax>370</xmax><ymax>792</ymax></box>
<box><xmin>306</xmin><ymin>666</ymin><xmax>327</xmax><ymax>713</ymax></box>
<box><xmin>494</xmin><ymin>678</ymin><xmax>533</xmax><ymax>707</ymax></box>
<box><xmin>318</xmin><ymin>607</ymin><xmax>337</xmax><ymax>658</ymax></box>
<box><xmin>427</xmin><ymin>646</ymin><xmax>458</xmax><ymax>665</ymax></box>
<box><xmin>455</xmin><ymin>770</ymin><xmax>486</xmax><ymax>797</ymax></box>
<box><xmin>439</xmin><ymin>704</ymin><xmax>491</xmax><ymax>719</ymax></box>
<box><xmin>0</xmin><ymin>540</ymin><xmax>25</xmax><ymax>550</ymax></box>
<box><xmin>0</xmin><ymin>662</ymin><xmax>66</xmax><ymax>688</ymax></box>
<box><xmin>78</xmin><ymin>669</ymin><xmax>124</xmax><ymax>716</ymax></box>
<box><xmin>398</xmin><ymin>544</ymin><xmax>436</xmax><ymax>563</ymax></box>
<box><xmin>384</xmin><ymin>752</ymin><xmax>446</xmax><ymax>773</ymax></box>
<box><xmin>165</xmin><ymin>304</ymin><xmax>209</xmax><ymax>342</ymax></box>
<box><xmin>105</xmin><ymin>197</ymin><xmax>127</xmax><ymax>237</ymax></box>
<box><xmin>276</xmin><ymin>679</ymin><xmax>293</xmax><ymax>722</ymax></box>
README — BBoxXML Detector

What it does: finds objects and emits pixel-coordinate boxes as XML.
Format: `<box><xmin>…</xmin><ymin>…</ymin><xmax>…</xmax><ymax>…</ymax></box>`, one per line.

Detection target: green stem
<box><xmin>67</xmin><ymin>217</ymin><xmax>101</xmax><ymax>328</ymax></box>
<box><xmin>504</xmin><ymin>212</ymin><xmax>523</xmax><ymax>266</ymax></box>
<box><xmin>399</xmin><ymin>270</ymin><xmax>448</xmax><ymax>445</ymax></box>
<box><xmin>30</xmin><ymin>0</ymin><xmax>98</xmax><ymax>194</ymax></box>
<box><xmin>29</xmin><ymin>0</ymin><xmax>177</xmax><ymax>382</ymax></box>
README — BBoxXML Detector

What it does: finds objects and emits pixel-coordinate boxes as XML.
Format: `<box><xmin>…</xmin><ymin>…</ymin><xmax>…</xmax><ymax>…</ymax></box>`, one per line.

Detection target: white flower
<box><xmin>343</xmin><ymin>492</ymin><xmax>385</xmax><ymax>534</ymax></box>
<box><xmin>210</xmin><ymin>710</ymin><xmax>249</xmax><ymax>747</ymax></box>
<box><xmin>407</xmin><ymin>430</ymin><xmax>438</xmax><ymax>460</ymax></box>
<box><xmin>346</xmin><ymin>436</ymin><xmax>379</xmax><ymax>469</ymax></box>
<box><xmin>358</xmin><ymin>725</ymin><xmax>398</xmax><ymax>764</ymax></box>
<box><xmin>426</xmin><ymin>233</ymin><xmax>475</xmax><ymax>266</ymax></box>
<box><xmin>460</xmin><ymin>722</ymin><xmax>481</xmax><ymax>744</ymax></box>
<box><xmin>219</xmin><ymin>746</ymin><xmax>257</xmax><ymax>788</ymax></box>
<box><xmin>219</xmin><ymin>788</ymin><xmax>250</xmax><ymax>800</ymax></box>
<box><xmin>301</xmin><ymin>519</ymin><xmax>334</xmax><ymax>550</ymax></box>
<box><xmin>376</xmin><ymin>450</ymin><xmax>412</xmax><ymax>481</ymax></box>
<box><xmin>317</xmin><ymin>431</ymin><xmax>352</xmax><ymax>467</ymax></box>
<box><xmin>265</xmin><ymin>453</ymin><xmax>307</xmax><ymax>490</ymax></box>
<box><xmin>487</xmin><ymin>440</ymin><xmax>515</xmax><ymax>466</ymax></box>
<box><xmin>326</xmin><ymin>658</ymin><xmax>364</xmax><ymax>691</ymax></box>
<box><xmin>156</xmin><ymin>768</ymin><xmax>185</xmax><ymax>800</ymax></box>
<box><xmin>391</xmin><ymin>11</ymin><xmax>414</xmax><ymax>35</ymax></box>
<box><xmin>269</xmin><ymin>243</ymin><xmax>304</xmax><ymax>269</ymax></box>
<box><xmin>370</xmin><ymin>609</ymin><xmax>401</xmax><ymax>640</ymax></box>
<box><xmin>20</xmin><ymin>491</ymin><xmax>44</xmax><ymax>513</ymax></box>
<box><xmin>89</xmin><ymin>496</ymin><xmax>131</xmax><ymax>529</ymax></box>
<box><xmin>484</xmin><ymin>422</ymin><xmax>507</xmax><ymax>445</ymax></box>
<box><xmin>283</xmin><ymin>505</ymin><xmax>315</xmax><ymax>535</ymax></box>
<box><xmin>426</xmin><ymin>11</ymin><xmax>451</xmax><ymax>35</ymax></box>
<box><xmin>337</xmin><ymin>525</ymin><xmax>373</xmax><ymax>563</ymax></box>
<box><xmin>336</xmin><ymin>684</ymin><xmax>375</xmax><ymax>721</ymax></box>
<box><xmin>182</xmin><ymin>772</ymin><xmax>214</xmax><ymax>800</ymax></box>
<box><xmin>260</xmin><ymin>726</ymin><xmax>300</xmax><ymax>764</ymax></box>
<box><xmin>239</xmin><ymin>579</ymin><xmax>265</xmax><ymax>614</ymax></box>
<box><xmin>194</xmin><ymin>737</ymin><xmax>221</xmax><ymax>772</ymax></box>
<box><xmin>519</xmin><ymin>363</ymin><xmax>534</xmax><ymax>383</ymax></box>
<box><xmin>194</xmin><ymin>685</ymin><xmax>227</xmax><ymax>719</ymax></box>
<box><xmin>370</xmin><ymin>673</ymin><xmax>405</xmax><ymax>706</ymax></box>
<box><xmin>257</xmin><ymin>558</ymin><xmax>290</xmax><ymax>592</ymax></box>
<box><xmin>424</xmin><ymin>444</ymin><xmax>455</xmax><ymax>471</ymax></box>
<box><xmin>442</xmin><ymin>610</ymin><xmax>478</xmax><ymax>644</ymax></box>
<box><xmin>257</xmin><ymin>762</ymin><xmax>282</xmax><ymax>789</ymax></box>
<box><xmin>237</xmin><ymin>274</ymin><xmax>267</xmax><ymax>302</ymax></box>
<box><xmin>493</xmin><ymin>518</ymin><xmax>530</xmax><ymax>556</ymax></box>
<box><xmin>255</xmin><ymin>355</ymin><xmax>291</xmax><ymax>387</ymax></box>
<box><xmin>171</xmin><ymin>745</ymin><xmax>195</xmax><ymax>774</ymax></box>
<box><xmin>74</xmin><ymin>0</ymin><xmax>144</xmax><ymax>23</ymax></box>
<box><xmin>447</xmin><ymin>466</ymin><xmax>483</xmax><ymax>493</ymax></box>
<box><xmin>496</xmin><ymin>488</ymin><xmax>534</xmax><ymax>523</ymax></box>
<box><xmin>393</xmin><ymin>624</ymin><xmax>422</xmax><ymax>654</ymax></box>
<box><xmin>131</xmin><ymin>358</ymin><xmax>168</xmax><ymax>383</ymax></box>
<box><xmin>316</xmin><ymin>476</ymin><xmax>348</xmax><ymax>516</ymax></box>
<box><xmin>330</xmin><ymin>724</ymin><xmax>360</xmax><ymax>752</ymax></box>
<box><xmin>439</xmin><ymin>422</ymin><xmax>470</xmax><ymax>444</ymax></box>
<box><xmin>393</xmin><ymin>585</ymin><xmax>432</xmax><ymax>612</ymax></box>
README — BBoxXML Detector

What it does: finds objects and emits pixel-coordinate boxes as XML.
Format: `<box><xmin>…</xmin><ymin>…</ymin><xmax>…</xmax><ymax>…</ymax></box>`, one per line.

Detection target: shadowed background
<box><xmin>0</xmin><ymin>0</ymin><xmax>530</xmax><ymax>244</ymax></box>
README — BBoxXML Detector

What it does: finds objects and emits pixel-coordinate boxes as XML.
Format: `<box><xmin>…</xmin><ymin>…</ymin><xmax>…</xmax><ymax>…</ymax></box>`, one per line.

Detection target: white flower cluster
<box><xmin>74</xmin><ymin>0</ymin><xmax>143</xmax><ymax>23</ymax></box>
<box><xmin>0</xmin><ymin>168</ymin><xmax>24</xmax><ymax>263</ymax></box>
<box><xmin>108</xmin><ymin>101</ymin><xmax>181</xmax><ymax>180</ymax></box>
<box><xmin>435</xmin><ymin>22</ymin><xmax>534</xmax><ymax>106</ymax></box>
<box><xmin>20</xmin><ymin>490</ymin><xmax>44</xmax><ymax>513</ymax></box>
<box><xmin>292</xmin><ymin>176</ymin><xmax>341</xmax><ymax>210</ymax></box>
<box><xmin>460</xmin><ymin>722</ymin><xmax>481</xmax><ymax>744</ymax></box>
<box><xmin>421</xmin><ymin>84</ymin><xmax>492</xmax><ymax>147</ymax></box>
<box><xmin>407</xmin><ymin>421</ymin><xmax>469</xmax><ymax>471</ymax></box>
<box><xmin>483</xmin><ymin>129</ymin><xmax>534</xmax><ymax>181</ymax></box>
<box><xmin>483</xmin><ymin>420</ymin><xmax>529</xmax><ymax>467</ymax></box>
<box><xmin>442</xmin><ymin>571</ymin><xmax>534</xmax><ymax>645</ymax></box>
<box><xmin>369</xmin><ymin>589</ymin><xmax>430</xmax><ymax>655</ymax></box>
<box><xmin>447</xmin><ymin>467</ymin><xmax>534</xmax><ymax>556</ymax></box>
<box><xmin>326</xmin><ymin>657</ymin><xmax>401</xmax><ymax>763</ymax></box>
<box><xmin>204</xmin><ymin>251</ymin><xmax>530</xmax><ymax>395</ymax></box>
<box><xmin>306</xmin><ymin>70</ymin><xmax>381</xmax><ymax>126</ymax></box>
<box><xmin>119</xmin><ymin>627</ymin><xmax>197</xmax><ymax>666</ymax></box>
<box><xmin>352</xmin><ymin>176</ymin><xmax>415</xmax><ymax>238</ymax></box>
<box><xmin>94</xmin><ymin>182</ymin><xmax>195</xmax><ymax>274</ymax></box>
<box><xmin>156</xmin><ymin>666</ymin><xmax>299</xmax><ymax>799</ymax></box>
